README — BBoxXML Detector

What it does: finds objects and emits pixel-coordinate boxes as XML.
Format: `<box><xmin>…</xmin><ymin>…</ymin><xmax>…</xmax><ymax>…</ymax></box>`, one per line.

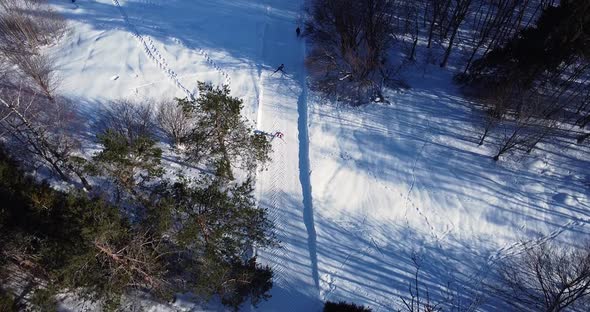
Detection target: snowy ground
<box><xmin>48</xmin><ymin>0</ymin><xmax>590</xmax><ymax>311</ymax></box>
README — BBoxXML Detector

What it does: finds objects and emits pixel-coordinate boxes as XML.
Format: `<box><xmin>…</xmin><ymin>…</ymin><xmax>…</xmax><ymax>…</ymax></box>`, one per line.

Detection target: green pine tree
<box><xmin>180</xmin><ymin>82</ymin><xmax>271</xmax><ymax>179</ymax></box>
<box><xmin>92</xmin><ymin>128</ymin><xmax>164</xmax><ymax>200</ymax></box>
<box><xmin>145</xmin><ymin>174</ymin><xmax>276</xmax><ymax>309</ymax></box>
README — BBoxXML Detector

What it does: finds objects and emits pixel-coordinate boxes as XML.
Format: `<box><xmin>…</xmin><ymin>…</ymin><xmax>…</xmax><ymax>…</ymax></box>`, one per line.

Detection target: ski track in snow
<box><xmin>256</xmin><ymin>83</ymin><xmax>289</xmax><ymax>282</ymax></box>
<box><xmin>261</xmin><ymin>118</ymin><xmax>287</xmax><ymax>282</ymax></box>
<box><xmin>253</xmin><ymin>3</ymin><xmax>322</xmax><ymax>308</ymax></box>
<box><xmin>255</xmin><ymin>4</ymin><xmax>311</xmax><ymax>299</ymax></box>
<box><xmin>111</xmin><ymin>0</ymin><xmax>194</xmax><ymax>99</ymax></box>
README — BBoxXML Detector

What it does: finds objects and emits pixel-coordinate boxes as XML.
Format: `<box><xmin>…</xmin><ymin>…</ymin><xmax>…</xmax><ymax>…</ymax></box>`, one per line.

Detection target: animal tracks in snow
<box><xmin>467</xmin><ymin>217</ymin><xmax>587</xmax><ymax>290</ymax></box>
<box><xmin>169</xmin><ymin>37</ymin><xmax>232</xmax><ymax>87</ymax></box>
<box><xmin>111</xmin><ymin>0</ymin><xmax>193</xmax><ymax>99</ymax></box>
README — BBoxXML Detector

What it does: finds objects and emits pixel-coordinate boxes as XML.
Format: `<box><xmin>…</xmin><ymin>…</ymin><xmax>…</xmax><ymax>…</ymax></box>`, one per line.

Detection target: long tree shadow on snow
<box><xmin>259</xmin><ymin>193</ymin><xmax>515</xmax><ymax>311</ymax></box>
<box><xmin>310</xmin><ymin>70</ymin><xmax>590</xmax><ymax>240</ymax></box>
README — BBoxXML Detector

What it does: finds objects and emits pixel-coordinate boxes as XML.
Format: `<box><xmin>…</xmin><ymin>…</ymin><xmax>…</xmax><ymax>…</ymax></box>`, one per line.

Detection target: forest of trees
<box><xmin>461</xmin><ymin>0</ymin><xmax>590</xmax><ymax>160</ymax></box>
<box><xmin>305</xmin><ymin>0</ymin><xmax>551</xmax><ymax>104</ymax></box>
<box><xmin>306</xmin><ymin>0</ymin><xmax>590</xmax><ymax>162</ymax></box>
<box><xmin>0</xmin><ymin>1</ymin><xmax>275</xmax><ymax>310</ymax></box>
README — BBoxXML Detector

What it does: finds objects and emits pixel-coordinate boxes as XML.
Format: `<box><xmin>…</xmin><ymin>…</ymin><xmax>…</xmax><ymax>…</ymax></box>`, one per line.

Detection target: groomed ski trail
<box><xmin>254</xmin><ymin>1</ymin><xmax>321</xmax><ymax>310</ymax></box>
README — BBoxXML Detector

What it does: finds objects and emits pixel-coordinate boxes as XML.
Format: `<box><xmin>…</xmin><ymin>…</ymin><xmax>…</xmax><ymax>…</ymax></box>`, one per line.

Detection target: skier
<box><xmin>274</xmin><ymin>131</ymin><xmax>284</xmax><ymax>139</ymax></box>
<box><xmin>296</xmin><ymin>27</ymin><xmax>301</xmax><ymax>37</ymax></box>
<box><xmin>272</xmin><ymin>64</ymin><xmax>285</xmax><ymax>75</ymax></box>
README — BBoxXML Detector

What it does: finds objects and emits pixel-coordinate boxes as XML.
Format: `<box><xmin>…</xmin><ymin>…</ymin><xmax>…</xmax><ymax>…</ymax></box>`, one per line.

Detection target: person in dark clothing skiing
<box><xmin>272</xmin><ymin>64</ymin><xmax>285</xmax><ymax>75</ymax></box>
<box><xmin>296</xmin><ymin>27</ymin><xmax>301</xmax><ymax>37</ymax></box>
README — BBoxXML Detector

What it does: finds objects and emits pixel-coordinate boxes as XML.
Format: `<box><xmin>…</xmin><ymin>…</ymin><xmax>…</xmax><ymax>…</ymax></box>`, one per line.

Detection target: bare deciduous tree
<box><xmin>397</xmin><ymin>252</ymin><xmax>482</xmax><ymax>312</ymax></box>
<box><xmin>157</xmin><ymin>100</ymin><xmax>193</xmax><ymax>148</ymax></box>
<box><xmin>439</xmin><ymin>0</ymin><xmax>473</xmax><ymax>68</ymax></box>
<box><xmin>7</xmin><ymin>53</ymin><xmax>57</xmax><ymax>101</ymax></box>
<box><xmin>0</xmin><ymin>0</ymin><xmax>66</xmax><ymax>54</ymax></box>
<box><xmin>398</xmin><ymin>0</ymin><xmax>421</xmax><ymax>61</ymax></box>
<box><xmin>424</xmin><ymin>0</ymin><xmax>451</xmax><ymax>49</ymax></box>
<box><xmin>0</xmin><ymin>0</ymin><xmax>67</xmax><ymax>101</ymax></box>
<box><xmin>461</xmin><ymin>0</ymin><xmax>544</xmax><ymax>75</ymax></box>
<box><xmin>494</xmin><ymin>242</ymin><xmax>590</xmax><ymax>312</ymax></box>
<box><xmin>401</xmin><ymin>254</ymin><xmax>442</xmax><ymax>312</ymax></box>
<box><xmin>101</xmin><ymin>99</ymin><xmax>157</xmax><ymax>144</ymax></box>
<box><xmin>305</xmin><ymin>0</ymin><xmax>395</xmax><ymax>104</ymax></box>
<box><xmin>466</xmin><ymin>81</ymin><xmax>513</xmax><ymax>146</ymax></box>
<box><xmin>0</xmin><ymin>87</ymin><xmax>90</xmax><ymax>189</ymax></box>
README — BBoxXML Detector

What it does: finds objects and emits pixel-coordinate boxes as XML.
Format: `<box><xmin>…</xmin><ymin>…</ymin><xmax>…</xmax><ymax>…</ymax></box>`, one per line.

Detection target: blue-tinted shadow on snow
<box><xmin>256</xmin><ymin>192</ymin><xmax>511</xmax><ymax>311</ymax></box>
<box><xmin>49</xmin><ymin>0</ymin><xmax>305</xmax><ymax>75</ymax></box>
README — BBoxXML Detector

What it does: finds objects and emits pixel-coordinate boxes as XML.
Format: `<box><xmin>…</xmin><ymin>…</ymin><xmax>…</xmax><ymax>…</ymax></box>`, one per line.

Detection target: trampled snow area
<box><xmin>48</xmin><ymin>0</ymin><xmax>590</xmax><ymax>311</ymax></box>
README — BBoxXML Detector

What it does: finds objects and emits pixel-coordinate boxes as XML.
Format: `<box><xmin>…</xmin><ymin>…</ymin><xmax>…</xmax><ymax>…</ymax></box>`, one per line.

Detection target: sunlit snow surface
<box><xmin>48</xmin><ymin>0</ymin><xmax>590</xmax><ymax>311</ymax></box>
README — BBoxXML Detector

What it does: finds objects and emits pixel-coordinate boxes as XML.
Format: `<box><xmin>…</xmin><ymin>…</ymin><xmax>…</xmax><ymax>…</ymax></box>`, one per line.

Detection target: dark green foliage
<box><xmin>464</xmin><ymin>1</ymin><xmax>590</xmax><ymax>86</ymax></box>
<box><xmin>180</xmin><ymin>82</ymin><xmax>271</xmax><ymax>179</ymax></box>
<box><xmin>0</xmin><ymin>83</ymin><xmax>276</xmax><ymax>309</ymax></box>
<box><xmin>219</xmin><ymin>258</ymin><xmax>273</xmax><ymax>310</ymax></box>
<box><xmin>251</xmin><ymin>132</ymin><xmax>273</xmax><ymax>168</ymax></box>
<box><xmin>146</xmin><ymin>175</ymin><xmax>277</xmax><ymax>309</ymax></box>
<box><xmin>168</xmin><ymin>176</ymin><xmax>274</xmax><ymax>254</ymax></box>
<box><xmin>0</xmin><ymin>147</ymin><xmax>173</xmax><ymax>311</ymax></box>
<box><xmin>29</xmin><ymin>288</ymin><xmax>58</xmax><ymax>312</ymax></box>
<box><xmin>0</xmin><ymin>289</ymin><xmax>17</xmax><ymax>312</ymax></box>
<box><xmin>92</xmin><ymin>128</ymin><xmax>163</xmax><ymax>199</ymax></box>
<box><xmin>0</xmin><ymin>146</ymin><xmax>165</xmax><ymax>311</ymax></box>
<box><xmin>324</xmin><ymin>301</ymin><xmax>372</xmax><ymax>312</ymax></box>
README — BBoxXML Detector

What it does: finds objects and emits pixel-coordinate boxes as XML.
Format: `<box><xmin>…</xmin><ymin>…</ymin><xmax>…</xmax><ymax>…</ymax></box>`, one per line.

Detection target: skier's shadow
<box><xmin>262</xmin><ymin>64</ymin><xmax>301</xmax><ymax>98</ymax></box>
<box><xmin>272</xmin><ymin>71</ymin><xmax>303</xmax><ymax>99</ymax></box>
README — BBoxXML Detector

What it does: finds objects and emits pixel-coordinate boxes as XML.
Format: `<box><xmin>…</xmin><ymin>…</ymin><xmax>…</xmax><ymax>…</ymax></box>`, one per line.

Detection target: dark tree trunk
<box><xmin>440</xmin><ymin>26</ymin><xmax>458</xmax><ymax>67</ymax></box>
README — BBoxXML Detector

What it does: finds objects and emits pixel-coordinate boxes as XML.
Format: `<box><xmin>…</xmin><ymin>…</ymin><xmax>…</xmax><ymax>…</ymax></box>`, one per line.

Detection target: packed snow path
<box><xmin>254</xmin><ymin>1</ymin><xmax>321</xmax><ymax>310</ymax></box>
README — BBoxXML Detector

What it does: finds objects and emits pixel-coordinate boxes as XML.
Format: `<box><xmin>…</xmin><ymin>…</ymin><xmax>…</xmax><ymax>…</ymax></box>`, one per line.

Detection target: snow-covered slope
<box><xmin>48</xmin><ymin>0</ymin><xmax>590</xmax><ymax>311</ymax></box>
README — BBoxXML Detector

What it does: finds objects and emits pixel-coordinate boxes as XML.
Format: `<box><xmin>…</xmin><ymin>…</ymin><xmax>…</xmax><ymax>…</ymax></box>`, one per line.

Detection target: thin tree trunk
<box><xmin>426</xmin><ymin>17</ymin><xmax>437</xmax><ymax>48</ymax></box>
<box><xmin>409</xmin><ymin>38</ymin><xmax>418</xmax><ymax>61</ymax></box>
<box><xmin>0</xmin><ymin>95</ymin><xmax>91</xmax><ymax>189</ymax></box>
<box><xmin>440</xmin><ymin>25</ymin><xmax>458</xmax><ymax>67</ymax></box>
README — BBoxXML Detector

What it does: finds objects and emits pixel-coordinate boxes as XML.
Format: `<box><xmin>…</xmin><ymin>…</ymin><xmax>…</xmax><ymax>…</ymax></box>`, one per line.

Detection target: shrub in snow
<box><xmin>305</xmin><ymin>0</ymin><xmax>395</xmax><ymax>105</ymax></box>
<box><xmin>324</xmin><ymin>301</ymin><xmax>372</xmax><ymax>312</ymax></box>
